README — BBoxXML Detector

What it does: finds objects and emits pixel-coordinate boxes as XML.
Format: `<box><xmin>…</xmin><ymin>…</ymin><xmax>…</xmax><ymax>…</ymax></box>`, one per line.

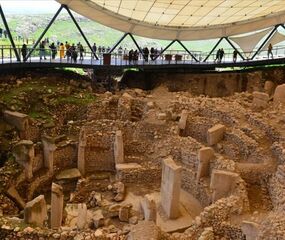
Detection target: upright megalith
<box><xmin>42</xmin><ymin>135</ymin><xmax>56</xmax><ymax>173</ymax></box>
<box><xmin>252</xmin><ymin>91</ymin><xmax>269</xmax><ymax>109</ymax></box>
<box><xmin>3</xmin><ymin>110</ymin><xmax>29</xmax><ymax>139</ymax></box>
<box><xmin>178</xmin><ymin>110</ymin><xmax>188</xmax><ymax>135</ymax></box>
<box><xmin>207</xmin><ymin>124</ymin><xmax>226</xmax><ymax>146</ymax></box>
<box><xmin>51</xmin><ymin>183</ymin><xmax>64</xmax><ymax>229</ymax></box>
<box><xmin>77</xmin><ymin>203</ymin><xmax>87</xmax><ymax>230</ymax></box>
<box><xmin>161</xmin><ymin>157</ymin><xmax>181</xmax><ymax>219</ymax></box>
<box><xmin>114</xmin><ymin>130</ymin><xmax>124</xmax><ymax>164</ymax></box>
<box><xmin>24</xmin><ymin>195</ymin><xmax>47</xmax><ymax>226</ymax></box>
<box><xmin>241</xmin><ymin>221</ymin><xmax>260</xmax><ymax>240</ymax></box>
<box><xmin>210</xmin><ymin>170</ymin><xmax>239</xmax><ymax>202</ymax></box>
<box><xmin>141</xmin><ymin>194</ymin><xmax>157</xmax><ymax>222</ymax></box>
<box><xmin>12</xmin><ymin>140</ymin><xmax>34</xmax><ymax>180</ymax></box>
<box><xmin>78</xmin><ymin>128</ymin><xmax>87</xmax><ymax>176</ymax></box>
<box><xmin>273</xmin><ymin>84</ymin><xmax>285</xmax><ymax>104</ymax></box>
<box><xmin>197</xmin><ymin>147</ymin><xmax>214</xmax><ymax>180</ymax></box>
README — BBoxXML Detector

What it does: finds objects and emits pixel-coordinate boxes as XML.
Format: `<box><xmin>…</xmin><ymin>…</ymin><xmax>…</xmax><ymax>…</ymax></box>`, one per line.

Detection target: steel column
<box><xmin>224</xmin><ymin>37</ymin><xmax>245</xmax><ymax>60</ymax></box>
<box><xmin>250</xmin><ymin>25</ymin><xmax>278</xmax><ymax>60</ymax></box>
<box><xmin>0</xmin><ymin>5</ymin><xmax>20</xmax><ymax>61</ymax></box>
<box><xmin>176</xmin><ymin>40</ymin><xmax>199</xmax><ymax>62</ymax></box>
<box><xmin>153</xmin><ymin>39</ymin><xmax>176</xmax><ymax>60</ymax></box>
<box><xmin>128</xmin><ymin>33</ymin><xmax>145</xmax><ymax>60</ymax></box>
<box><xmin>25</xmin><ymin>5</ymin><xmax>64</xmax><ymax>60</ymax></box>
<box><xmin>108</xmin><ymin>32</ymin><xmax>128</xmax><ymax>54</ymax></box>
<box><xmin>203</xmin><ymin>37</ymin><xmax>224</xmax><ymax>62</ymax></box>
<box><xmin>64</xmin><ymin>5</ymin><xmax>99</xmax><ymax>60</ymax></box>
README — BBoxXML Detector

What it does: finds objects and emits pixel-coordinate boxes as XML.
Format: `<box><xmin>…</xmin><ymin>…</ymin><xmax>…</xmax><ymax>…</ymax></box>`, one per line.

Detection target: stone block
<box><xmin>274</xmin><ymin>84</ymin><xmax>285</xmax><ymax>104</ymax></box>
<box><xmin>252</xmin><ymin>91</ymin><xmax>269</xmax><ymax>108</ymax></box>
<box><xmin>140</xmin><ymin>194</ymin><xmax>156</xmax><ymax>222</ymax></box>
<box><xmin>128</xmin><ymin>221</ymin><xmax>160</xmax><ymax>240</ymax></box>
<box><xmin>13</xmin><ymin>140</ymin><xmax>34</xmax><ymax>179</ymax></box>
<box><xmin>114</xmin><ymin>130</ymin><xmax>124</xmax><ymax>164</ymax></box>
<box><xmin>119</xmin><ymin>205</ymin><xmax>130</xmax><ymax>222</ymax></box>
<box><xmin>161</xmin><ymin>157</ymin><xmax>181</xmax><ymax>219</ymax></box>
<box><xmin>207</xmin><ymin>124</ymin><xmax>226</xmax><ymax>146</ymax></box>
<box><xmin>3</xmin><ymin>110</ymin><xmax>29</xmax><ymax>132</ymax></box>
<box><xmin>210</xmin><ymin>170</ymin><xmax>239</xmax><ymax>202</ymax></box>
<box><xmin>93</xmin><ymin>210</ymin><xmax>104</xmax><ymax>228</ymax></box>
<box><xmin>241</xmin><ymin>221</ymin><xmax>260</xmax><ymax>240</ymax></box>
<box><xmin>51</xmin><ymin>183</ymin><xmax>63</xmax><ymax>229</ymax></box>
<box><xmin>115</xmin><ymin>163</ymin><xmax>142</xmax><ymax>171</ymax></box>
<box><xmin>56</xmin><ymin>168</ymin><xmax>81</xmax><ymax>180</ymax></box>
<box><xmin>197</xmin><ymin>147</ymin><xmax>214</xmax><ymax>180</ymax></box>
<box><xmin>42</xmin><ymin>135</ymin><xmax>56</xmax><ymax>173</ymax></box>
<box><xmin>77</xmin><ymin>203</ymin><xmax>87</xmax><ymax>230</ymax></box>
<box><xmin>24</xmin><ymin>195</ymin><xmax>47</xmax><ymax>226</ymax></box>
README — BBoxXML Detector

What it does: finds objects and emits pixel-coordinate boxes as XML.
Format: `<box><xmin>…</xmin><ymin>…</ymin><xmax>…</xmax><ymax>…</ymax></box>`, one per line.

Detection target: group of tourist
<box><xmin>20</xmin><ymin>40</ymin><xmax>276</xmax><ymax>63</ymax></box>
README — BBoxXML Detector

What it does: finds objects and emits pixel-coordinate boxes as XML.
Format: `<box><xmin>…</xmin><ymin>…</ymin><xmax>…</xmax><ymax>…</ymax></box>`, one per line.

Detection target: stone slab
<box><xmin>207</xmin><ymin>124</ymin><xmax>226</xmax><ymax>146</ymax></box>
<box><xmin>116</xmin><ymin>163</ymin><xmax>142</xmax><ymax>171</ymax></box>
<box><xmin>56</xmin><ymin>168</ymin><xmax>81</xmax><ymax>180</ymax></box>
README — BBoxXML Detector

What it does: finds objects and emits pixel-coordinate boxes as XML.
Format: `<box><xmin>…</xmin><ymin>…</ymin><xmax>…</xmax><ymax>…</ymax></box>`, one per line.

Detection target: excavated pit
<box><xmin>0</xmin><ymin>68</ymin><xmax>285</xmax><ymax>239</ymax></box>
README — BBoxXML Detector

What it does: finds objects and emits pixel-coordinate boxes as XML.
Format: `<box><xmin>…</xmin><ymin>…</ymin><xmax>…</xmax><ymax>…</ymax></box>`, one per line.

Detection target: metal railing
<box><xmin>1</xmin><ymin>46</ymin><xmax>285</xmax><ymax>67</ymax></box>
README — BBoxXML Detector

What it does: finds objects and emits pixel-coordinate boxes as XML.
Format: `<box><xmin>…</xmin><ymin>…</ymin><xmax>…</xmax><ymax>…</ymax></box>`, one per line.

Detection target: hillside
<box><xmin>1</xmin><ymin>13</ymin><xmax>228</xmax><ymax>53</ymax></box>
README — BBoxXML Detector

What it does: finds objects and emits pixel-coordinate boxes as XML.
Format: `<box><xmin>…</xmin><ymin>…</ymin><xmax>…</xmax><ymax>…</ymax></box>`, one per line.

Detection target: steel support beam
<box><xmin>108</xmin><ymin>32</ymin><xmax>128</xmax><ymax>54</ymax></box>
<box><xmin>153</xmin><ymin>39</ymin><xmax>176</xmax><ymax>60</ymax></box>
<box><xmin>224</xmin><ymin>37</ymin><xmax>245</xmax><ymax>60</ymax></box>
<box><xmin>203</xmin><ymin>37</ymin><xmax>224</xmax><ymax>62</ymax></box>
<box><xmin>0</xmin><ymin>5</ymin><xmax>20</xmax><ymax>61</ymax></box>
<box><xmin>250</xmin><ymin>25</ymin><xmax>278</xmax><ymax>60</ymax></box>
<box><xmin>176</xmin><ymin>40</ymin><xmax>199</xmax><ymax>62</ymax></box>
<box><xmin>25</xmin><ymin>5</ymin><xmax>64</xmax><ymax>60</ymax></box>
<box><xmin>64</xmin><ymin>5</ymin><xmax>99</xmax><ymax>60</ymax></box>
<box><xmin>128</xmin><ymin>33</ymin><xmax>145</xmax><ymax>60</ymax></box>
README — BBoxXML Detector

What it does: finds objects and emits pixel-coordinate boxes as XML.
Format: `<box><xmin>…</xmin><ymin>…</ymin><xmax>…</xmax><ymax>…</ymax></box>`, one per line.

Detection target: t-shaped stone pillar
<box><xmin>178</xmin><ymin>110</ymin><xmax>188</xmax><ymax>136</ymax></box>
<box><xmin>42</xmin><ymin>135</ymin><xmax>56</xmax><ymax>173</ymax></box>
<box><xmin>241</xmin><ymin>221</ymin><xmax>260</xmax><ymax>240</ymax></box>
<box><xmin>51</xmin><ymin>183</ymin><xmax>63</xmax><ymax>229</ymax></box>
<box><xmin>161</xmin><ymin>157</ymin><xmax>182</xmax><ymax>219</ymax></box>
<box><xmin>3</xmin><ymin>110</ymin><xmax>29</xmax><ymax>139</ymax></box>
<box><xmin>13</xmin><ymin>140</ymin><xmax>34</xmax><ymax>180</ymax></box>
<box><xmin>78</xmin><ymin>128</ymin><xmax>87</xmax><ymax>176</ymax></box>
<box><xmin>114</xmin><ymin>130</ymin><xmax>124</xmax><ymax>164</ymax></box>
<box><xmin>210</xmin><ymin>170</ymin><xmax>239</xmax><ymax>202</ymax></box>
<box><xmin>197</xmin><ymin>147</ymin><xmax>215</xmax><ymax>181</ymax></box>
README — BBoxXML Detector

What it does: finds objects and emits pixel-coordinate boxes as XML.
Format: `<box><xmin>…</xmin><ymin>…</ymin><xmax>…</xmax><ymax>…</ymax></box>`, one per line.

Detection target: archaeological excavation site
<box><xmin>1</xmin><ymin>67</ymin><xmax>285</xmax><ymax>240</ymax></box>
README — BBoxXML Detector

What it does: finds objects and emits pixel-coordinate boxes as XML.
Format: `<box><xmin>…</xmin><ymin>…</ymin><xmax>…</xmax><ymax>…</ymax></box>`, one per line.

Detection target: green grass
<box><xmin>54</xmin><ymin>92</ymin><xmax>96</xmax><ymax>106</ymax></box>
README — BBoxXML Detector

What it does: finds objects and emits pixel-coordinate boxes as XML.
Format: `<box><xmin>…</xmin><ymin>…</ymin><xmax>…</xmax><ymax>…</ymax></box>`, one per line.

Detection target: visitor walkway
<box><xmin>1</xmin><ymin>46</ymin><xmax>285</xmax><ymax>72</ymax></box>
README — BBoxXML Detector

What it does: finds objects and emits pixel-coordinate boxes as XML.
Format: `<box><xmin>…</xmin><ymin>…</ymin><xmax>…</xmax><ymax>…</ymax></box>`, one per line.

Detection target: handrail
<box><xmin>0</xmin><ymin>46</ymin><xmax>285</xmax><ymax>67</ymax></box>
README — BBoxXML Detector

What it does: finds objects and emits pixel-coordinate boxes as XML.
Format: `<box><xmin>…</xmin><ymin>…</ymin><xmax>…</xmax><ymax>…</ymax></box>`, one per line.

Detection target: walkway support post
<box><xmin>64</xmin><ymin>5</ymin><xmax>99</xmax><ymax>60</ymax></box>
<box><xmin>224</xmin><ymin>37</ymin><xmax>245</xmax><ymax>60</ymax></box>
<box><xmin>250</xmin><ymin>25</ymin><xmax>279</xmax><ymax>60</ymax></box>
<box><xmin>0</xmin><ymin>5</ymin><xmax>20</xmax><ymax>61</ymax></box>
<box><xmin>25</xmin><ymin>5</ymin><xmax>64</xmax><ymax>61</ymax></box>
<box><xmin>176</xmin><ymin>40</ymin><xmax>199</xmax><ymax>62</ymax></box>
<box><xmin>203</xmin><ymin>37</ymin><xmax>224</xmax><ymax>62</ymax></box>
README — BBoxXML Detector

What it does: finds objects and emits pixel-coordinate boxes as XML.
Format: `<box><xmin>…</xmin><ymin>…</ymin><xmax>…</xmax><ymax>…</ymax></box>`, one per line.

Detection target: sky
<box><xmin>0</xmin><ymin>0</ymin><xmax>60</xmax><ymax>14</ymax></box>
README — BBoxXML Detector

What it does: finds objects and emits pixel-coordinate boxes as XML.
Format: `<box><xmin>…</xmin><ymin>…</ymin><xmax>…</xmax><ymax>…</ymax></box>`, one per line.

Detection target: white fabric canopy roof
<box><xmin>261</xmin><ymin>31</ymin><xmax>285</xmax><ymax>51</ymax></box>
<box><xmin>56</xmin><ymin>0</ymin><xmax>285</xmax><ymax>40</ymax></box>
<box><xmin>230</xmin><ymin>28</ymin><xmax>272</xmax><ymax>56</ymax></box>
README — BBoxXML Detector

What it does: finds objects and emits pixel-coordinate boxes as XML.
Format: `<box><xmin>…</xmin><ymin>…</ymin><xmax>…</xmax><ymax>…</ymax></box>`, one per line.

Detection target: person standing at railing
<box><xmin>92</xmin><ymin>43</ymin><xmax>97</xmax><ymax>59</ymax></box>
<box><xmin>214</xmin><ymin>49</ymin><xmax>221</xmax><ymax>63</ymax></box>
<box><xmin>39</xmin><ymin>40</ymin><xmax>47</xmax><ymax>60</ymax></box>
<box><xmin>21</xmin><ymin>44</ymin><xmax>27</xmax><ymax>62</ymax></box>
<box><xmin>49</xmin><ymin>43</ymin><xmax>57</xmax><ymax>60</ymax></box>
<box><xmin>65</xmin><ymin>42</ymin><xmax>71</xmax><ymax>61</ymax></box>
<box><xmin>268</xmin><ymin>43</ymin><xmax>273</xmax><ymax>59</ymax></box>
<box><xmin>219</xmin><ymin>48</ymin><xmax>224</xmax><ymax>63</ymax></box>
<box><xmin>233</xmin><ymin>49</ymin><xmax>238</xmax><ymax>63</ymax></box>
<box><xmin>78</xmin><ymin>43</ymin><xmax>84</xmax><ymax>61</ymax></box>
<box><xmin>59</xmin><ymin>43</ymin><xmax>65</xmax><ymax>59</ymax></box>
